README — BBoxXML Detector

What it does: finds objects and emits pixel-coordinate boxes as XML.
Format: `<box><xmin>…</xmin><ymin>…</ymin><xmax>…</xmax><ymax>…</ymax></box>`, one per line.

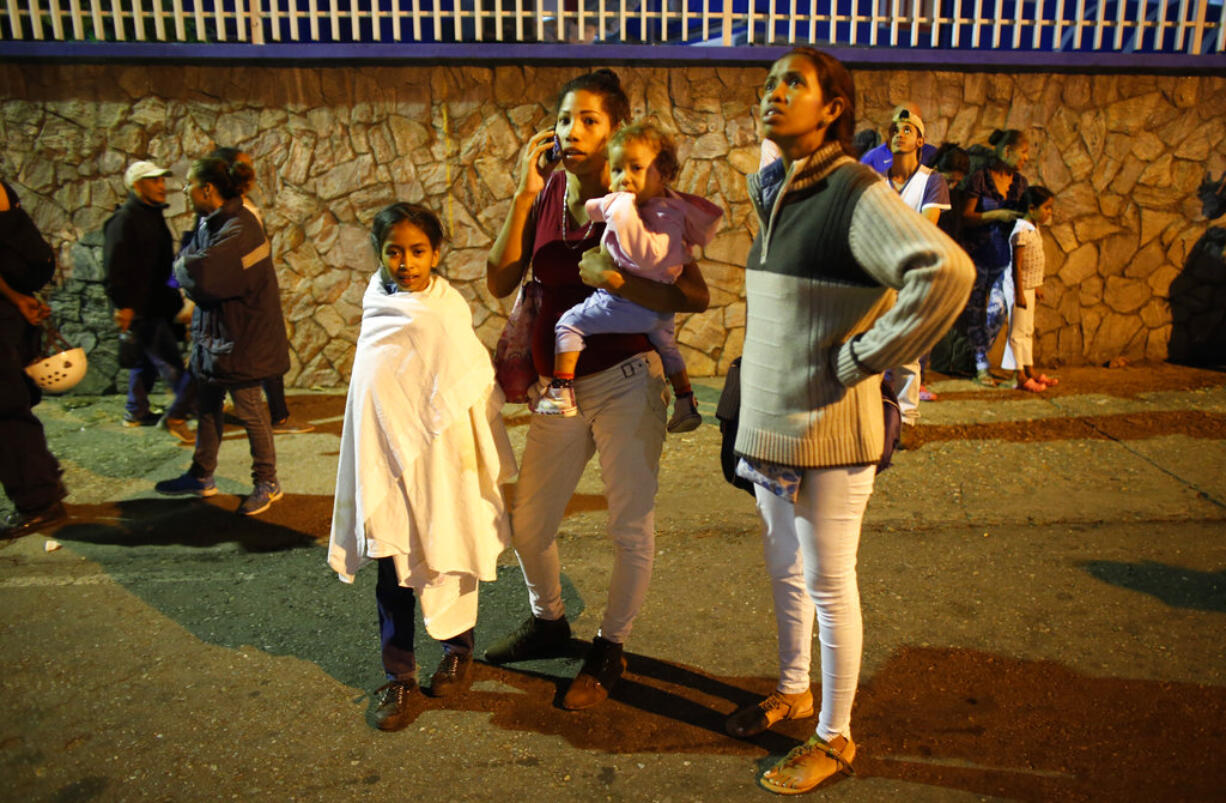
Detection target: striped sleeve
<box><xmin>835</xmin><ymin>180</ymin><xmax>975</xmax><ymax>387</ymax></box>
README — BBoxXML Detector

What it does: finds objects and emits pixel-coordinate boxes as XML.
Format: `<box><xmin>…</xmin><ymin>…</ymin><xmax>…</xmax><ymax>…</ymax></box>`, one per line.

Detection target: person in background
<box><xmin>858</xmin><ymin>102</ymin><xmax>938</xmax><ymax>173</ymax></box>
<box><xmin>154</xmin><ymin>157</ymin><xmax>290</xmax><ymax>516</ymax></box>
<box><xmin>1004</xmin><ymin>185</ymin><xmax>1059</xmax><ymax>392</ymax></box>
<box><xmin>872</xmin><ymin>106</ymin><xmax>950</xmax><ymax>424</ymax></box>
<box><xmin>933</xmin><ymin>143</ymin><xmax>971</xmax><ymax>244</ymax></box>
<box><xmin>208</xmin><ymin>147</ymin><xmax>313</xmax><ymax>435</ymax></box>
<box><xmin>103</xmin><ymin>160</ymin><xmax>196</xmax><ymax>443</ymax></box>
<box><xmin>852</xmin><ymin>128</ymin><xmax>881</xmax><ymax>160</ymax></box>
<box><xmin>0</xmin><ymin>180</ymin><xmax>67</xmax><ymax>539</ymax></box>
<box><xmin>958</xmin><ymin>128</ymin><xmax>1030</xmax><ymax>386</ymax></box>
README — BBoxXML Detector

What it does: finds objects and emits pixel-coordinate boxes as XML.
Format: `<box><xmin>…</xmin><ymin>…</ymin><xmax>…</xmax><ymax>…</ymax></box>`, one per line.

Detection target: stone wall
<box><xmin>2</xmin><ymin>62</ymin><xmax>1223</xmax><ymax>389</ymax></box>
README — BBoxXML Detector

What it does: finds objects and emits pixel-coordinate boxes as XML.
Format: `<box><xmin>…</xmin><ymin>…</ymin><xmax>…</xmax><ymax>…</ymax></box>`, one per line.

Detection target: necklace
<box><xmin>561</xmin><ymin>181</ymin><xmax>596</xmax><ymax>250</ymax></box>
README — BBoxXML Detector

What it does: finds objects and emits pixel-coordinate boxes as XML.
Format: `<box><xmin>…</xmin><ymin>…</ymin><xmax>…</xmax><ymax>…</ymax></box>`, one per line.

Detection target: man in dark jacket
<box><xmin>154</xmin><ymin>157</ymin><xmax>290</xmax><ymax>516</ymax></box>
<box><xmin>104</xmin><ymin>160</ymin><xmax>195</xmax><ymax>442</ymax></box>
<box><xmin>0</xmin><ymin>180</ymin><xmax>67</xmax><ymax>539</ymax></box>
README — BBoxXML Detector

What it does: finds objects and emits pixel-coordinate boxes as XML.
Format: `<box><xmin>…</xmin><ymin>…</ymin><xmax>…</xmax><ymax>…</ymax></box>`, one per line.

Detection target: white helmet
<box><xmin>26</xmin><ymin>346</ymin><xmax>88</xmax><ymax>393</ymax></box>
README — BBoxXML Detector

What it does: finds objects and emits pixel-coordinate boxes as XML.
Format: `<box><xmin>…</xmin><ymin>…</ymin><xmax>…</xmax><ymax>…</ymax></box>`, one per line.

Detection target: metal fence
<box><xmin>2</xmin><ymin>0</ymin><xmax>1223</xmax><ymax>54</ymax></box>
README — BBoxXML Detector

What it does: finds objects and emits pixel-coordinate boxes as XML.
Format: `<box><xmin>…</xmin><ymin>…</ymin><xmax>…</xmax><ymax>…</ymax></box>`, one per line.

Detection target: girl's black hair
<box><xmin>778</xmin><ymin>47</ymin><xmax>857</xmax><ymax>158</ymax></box>
<box><xmin>987</xmin><ymin>128</ymin><xmax>1027</xmax><ymax>171</ymax></box>
<box><xmin>188</xmin><ymin>157</ymin><xmax>252</xmax><ymax>201</ymax></box>
<box><xmin>555</xmin><ymin>68</ymin><xmax>631</xmax><ymax>126</ymax></box>
<box><xmin>609</xmin><ymin>119</ymin><xmax>680</xmax><ymax>183</ymax></box>
<box><xmin>933</xmin><ymin>142</ymin><xmax>970</xmax><ymax>176</ymax></box>
<box><xmin>1022</xmin><ymin>185</ymin><xmax>1054</xmax><ymax>210</ymax></box>
<box><xmin>370</xmin><ymin>202</ymin><xmax>445</xmax><ymax>255</ymax></box>
<box><xmin>206</xmin><ymin>147</ymin><xmax>255</xmax><ymax>196</ymax></box>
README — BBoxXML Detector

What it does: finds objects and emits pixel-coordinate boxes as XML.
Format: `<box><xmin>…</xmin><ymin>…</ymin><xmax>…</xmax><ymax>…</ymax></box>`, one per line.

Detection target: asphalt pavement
<box><xmin>2</xmin><ymin>365</ymin><xmax>1224</xmax><ymax>801</ymax></box>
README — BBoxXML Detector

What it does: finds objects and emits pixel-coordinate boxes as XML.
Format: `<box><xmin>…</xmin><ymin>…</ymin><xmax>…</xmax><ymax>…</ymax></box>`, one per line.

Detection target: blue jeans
<box><xmin>376</xmin><ymin>557</ymin><xmax>474</xmax><ymax>681</ymax></box>
<box><xmin>189</xmin><ymin>382</ymin><xmax>276</xmax><ymax>485</ymax></box>
<box><xmin>125</xmin><ymin>317</ymin><xmax>195</xmax><ymax>420</ymax></box>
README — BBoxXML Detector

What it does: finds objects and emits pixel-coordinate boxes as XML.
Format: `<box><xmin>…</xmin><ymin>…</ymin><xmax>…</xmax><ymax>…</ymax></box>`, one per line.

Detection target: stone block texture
<box><xmin>2</xmin><ymin>63</ymin><xmax>1223</xmax><ymax>387</ymax></box>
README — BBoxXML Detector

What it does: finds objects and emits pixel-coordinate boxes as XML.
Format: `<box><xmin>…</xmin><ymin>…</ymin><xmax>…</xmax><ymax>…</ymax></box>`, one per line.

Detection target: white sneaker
<box><xmin>667</xmin><ymin>394</ymin><xmax>702</xmax><ymax>433</ymax></box>
<box><xmin>534</xmin><ymin>383</ymin><xmax>578</xmax><ymax>417</ymax></box>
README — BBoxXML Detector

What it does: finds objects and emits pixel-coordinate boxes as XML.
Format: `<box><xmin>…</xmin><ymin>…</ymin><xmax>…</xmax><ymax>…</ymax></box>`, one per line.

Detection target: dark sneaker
<box><xmin>154</xmin><ymin>473</ymin><xmax>217</xmax><ymax>497</ymax></box>
<box><xmin>237</xmin><ymin>481</ymin><xmax>283</xmax><ymax>516</ymax></box>
<box><xmin>271</xmin><ymin>417</ymin><xmax>315</xmax><ymax>435</ymax></box>
<box><xmin>484</xmin><ymin>615</ymin><xmax>571</xmax><ymax>664</ymax></box>
<box><xmin>726</xmin><ymin>688</ymin><xmax>815</xmax><ymax>738</ymax></box>
<box><xmin>2</xmin><ymin>502</ymin><xmax>68</xmax><ymax>540</ymax></box>
<box><xmin>157</xmin><ymin>415</ymin><xmax>195</xmax><ymax>445</ymax></box>
<box><xmin>561</xmin><ymin>635</ymin><xmax>626</xmax><ymax>711</ymax></box>
<box><xmin>373</xmin><ymin>679</ymin><xmax>422</xmax><ymax>731</ymax></box>
<box><xmin>123</xmin><ymin>410</ymin><xmax>161</xmax><ymax>428</ymax></box>
<box><xmin>667</xmin><ymin>394</ymin><xmax>702</xmax><ymax>433</ymax></box>
<box><xmin>428</xmin><ymin>652</ymin><xmax>473</xmax><ymax>698</ymax></box>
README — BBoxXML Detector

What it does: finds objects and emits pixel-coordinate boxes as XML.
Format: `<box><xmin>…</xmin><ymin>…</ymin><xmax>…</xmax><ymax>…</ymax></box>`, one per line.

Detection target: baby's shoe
<box><xmin>534</xmin><ymin>380</ymin><xmax>578</xmax><ymax>417</ymax></box>
<box><xmin>1017</xmin><ymin>377</ymin><xmax>1047</xmax><ymax>393</ymax></box>
<box><xmin>667</xmin><ymin>393</ymin><xmax>702</xmax><ymax>433</ymax></box>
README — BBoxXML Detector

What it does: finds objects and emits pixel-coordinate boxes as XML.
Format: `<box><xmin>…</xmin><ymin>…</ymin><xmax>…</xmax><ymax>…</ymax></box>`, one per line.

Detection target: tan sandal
<box><xmin>759</xmin><ymin>734</ymin><xmax>855</xmax><ymax>795</ymax></box>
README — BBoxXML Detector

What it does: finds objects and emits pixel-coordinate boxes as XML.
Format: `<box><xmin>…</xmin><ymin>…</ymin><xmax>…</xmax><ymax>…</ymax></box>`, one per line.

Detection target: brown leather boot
<box><xmin>373</xmin><ymin>679</ymin><xmax>422</xmax><ymax>731</ymax></box>
<box><xmin>428</xmin><ymin>652</ymin><xmax>473</xmax><ymax>698</ymax></box>
<box><xmin>562</xmin><ymin>636</ymin><xmax>625</xmax><ymax>711</ymax></box>
<box><xmin>726</xmin><ymin>688</ymin><xmax>815</xmax><ymax>738</ymax></box>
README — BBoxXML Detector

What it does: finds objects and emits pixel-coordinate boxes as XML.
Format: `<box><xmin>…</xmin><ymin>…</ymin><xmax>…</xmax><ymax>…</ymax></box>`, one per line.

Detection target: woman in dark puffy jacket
<box><xmin>154</xmin><ymin>157</ymin><xmax>290</xmax><ymax>517</ymax></box>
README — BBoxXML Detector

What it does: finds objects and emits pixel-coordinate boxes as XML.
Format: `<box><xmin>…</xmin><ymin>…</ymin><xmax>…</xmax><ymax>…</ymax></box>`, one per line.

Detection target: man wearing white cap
<box><xmin>869</xmin><ymin>105</ymin><xmax>951</xmax><ymax>427</ymax></box>
<box><xmin>104</xmin><ymin>160</ymin><xmax>195</xmax><ymax>443</ymax></box>
<box><xmin>860</xmin><ymin>102</ymin><xmax>938</xmax><ymax>174</ymax></box>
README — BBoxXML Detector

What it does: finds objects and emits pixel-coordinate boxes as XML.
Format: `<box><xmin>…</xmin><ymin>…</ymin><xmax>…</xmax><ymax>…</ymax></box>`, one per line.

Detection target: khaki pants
<box><xmin>511</xmin><ymin>352</ymin><xmax>668</xmax><ymax>644</ymax></box>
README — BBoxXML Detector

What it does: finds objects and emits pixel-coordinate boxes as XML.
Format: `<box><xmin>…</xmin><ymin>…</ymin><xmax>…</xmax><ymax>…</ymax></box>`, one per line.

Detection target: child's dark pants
<box><xmin>376</xmin><ymin>557</ymin><xmax>474</xmax><ymax>681</ymax></box>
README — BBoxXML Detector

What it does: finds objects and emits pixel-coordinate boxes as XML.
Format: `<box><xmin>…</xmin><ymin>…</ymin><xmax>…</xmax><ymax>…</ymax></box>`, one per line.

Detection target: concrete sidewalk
<box><xmin>1</xmin><ymin>365</ymin><xmax>1224</xmax><ymax>801</ymax></box>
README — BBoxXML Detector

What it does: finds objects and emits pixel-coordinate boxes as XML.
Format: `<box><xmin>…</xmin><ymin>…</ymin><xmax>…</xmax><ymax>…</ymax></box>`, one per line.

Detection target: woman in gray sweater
<box><xmin>728</xmin><ymin>48</ymin><xmax>974</xmax><ymax>794</ymax></box>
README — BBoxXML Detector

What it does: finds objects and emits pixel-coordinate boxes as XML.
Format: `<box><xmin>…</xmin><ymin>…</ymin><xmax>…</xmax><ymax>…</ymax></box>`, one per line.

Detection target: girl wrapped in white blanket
<box><xmin>328</xmin><ymin>203</ymin><xmax>515</xmax><ymax>731</ymax></box>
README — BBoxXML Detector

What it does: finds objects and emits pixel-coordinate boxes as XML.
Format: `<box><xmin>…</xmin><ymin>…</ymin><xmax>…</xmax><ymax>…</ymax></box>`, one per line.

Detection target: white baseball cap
<box><xmin>125</xmin><ymin>160</ymin><xmax>172</xmax><ymax>188</ymax></box>
<box><xmin>890</xmin><ymin>106</ymin><xmax>925</xmax><ymax>138</ymax></box>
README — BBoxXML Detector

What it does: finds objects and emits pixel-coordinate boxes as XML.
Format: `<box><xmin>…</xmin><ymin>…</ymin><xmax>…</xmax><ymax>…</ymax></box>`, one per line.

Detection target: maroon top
<box><xmin>529</xmin><ymin>170</ymin><xmax>653</xmax><ymax>378</ymax></box>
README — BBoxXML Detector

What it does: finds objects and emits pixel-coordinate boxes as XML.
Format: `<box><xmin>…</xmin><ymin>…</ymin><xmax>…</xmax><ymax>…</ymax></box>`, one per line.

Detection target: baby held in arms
<box><xmin>534</xmin><ymin>119</ymin><xmax>723</xmax><ymax>433</ymax></box>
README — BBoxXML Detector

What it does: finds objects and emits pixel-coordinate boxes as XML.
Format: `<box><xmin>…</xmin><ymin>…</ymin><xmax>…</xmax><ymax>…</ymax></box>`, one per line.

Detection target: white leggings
<box><xmin>755</xmin><ymin>463</ymin><xmax>875</xmax><ymax>742</ymax></box>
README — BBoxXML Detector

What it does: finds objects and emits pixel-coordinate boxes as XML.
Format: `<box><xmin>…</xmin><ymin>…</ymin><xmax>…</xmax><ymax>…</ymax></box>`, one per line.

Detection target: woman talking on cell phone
<box><xmin>484</xmin><ymin>69</ymin><xmax>709</xmax><ymax>710</ymax></box>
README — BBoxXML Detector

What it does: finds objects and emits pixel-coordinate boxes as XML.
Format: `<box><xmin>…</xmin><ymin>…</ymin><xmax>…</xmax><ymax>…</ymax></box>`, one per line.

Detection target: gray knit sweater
<box><xmin>735</xmin><ymin>143</ymin><xmax>974</xmax><ymax>468</ymax></box>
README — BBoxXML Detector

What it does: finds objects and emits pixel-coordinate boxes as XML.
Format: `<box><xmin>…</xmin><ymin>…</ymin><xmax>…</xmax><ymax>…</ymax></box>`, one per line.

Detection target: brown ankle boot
<box><xmin>561</xmin><ymin>636</ymin><xmax>625</xmax><ymax>710</ymax></box>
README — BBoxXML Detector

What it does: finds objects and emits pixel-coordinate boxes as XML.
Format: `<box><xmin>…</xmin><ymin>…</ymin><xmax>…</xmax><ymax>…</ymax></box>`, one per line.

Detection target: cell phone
<box><xmin>544</xmin><ymin>135</ymin><xmax>562</xmax><ymax>163</ymax></box>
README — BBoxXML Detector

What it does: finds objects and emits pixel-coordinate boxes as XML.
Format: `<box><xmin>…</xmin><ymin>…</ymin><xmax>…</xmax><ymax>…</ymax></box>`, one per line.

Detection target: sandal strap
<box><xmin>785</xmin><ymin>736</ymin><xmax>856</xmax><ymax>776</ymax></box>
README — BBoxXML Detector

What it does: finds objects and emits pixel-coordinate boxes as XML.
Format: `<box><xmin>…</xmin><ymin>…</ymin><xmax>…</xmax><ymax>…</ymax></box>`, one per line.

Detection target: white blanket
<box><xmin>328</xmin><ymin>272</ymin><xmax>515</xmax><ymax>639</ymax></box>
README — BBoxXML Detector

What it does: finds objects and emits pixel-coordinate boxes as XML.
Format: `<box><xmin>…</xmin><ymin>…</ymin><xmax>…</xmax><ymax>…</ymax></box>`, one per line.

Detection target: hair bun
<box><xmin>594</xmin><ymin>68</ymin><xmax>621</xmax><ymax>88</ymax></box>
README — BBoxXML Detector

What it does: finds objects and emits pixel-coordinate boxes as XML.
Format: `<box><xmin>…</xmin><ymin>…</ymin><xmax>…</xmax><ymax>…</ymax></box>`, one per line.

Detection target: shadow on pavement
<box><xmin>853</xmin><ymin>645</ymin><xmax>1226</xmax><ymax>800</ymax></box>
<box><xmin>54</xmin><ymin>496</ymin><xmax>327</xmax><ymax>552</ymax></box>
<box><xmin>1080</xmin><ymin>560</ymin><xmax>1226</xmax><ymax>613</ymax></box>
<box><xmin>369</xmin><ymin>643</ymin><xmax>1226</xmax><ymax>799</ymax></box>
